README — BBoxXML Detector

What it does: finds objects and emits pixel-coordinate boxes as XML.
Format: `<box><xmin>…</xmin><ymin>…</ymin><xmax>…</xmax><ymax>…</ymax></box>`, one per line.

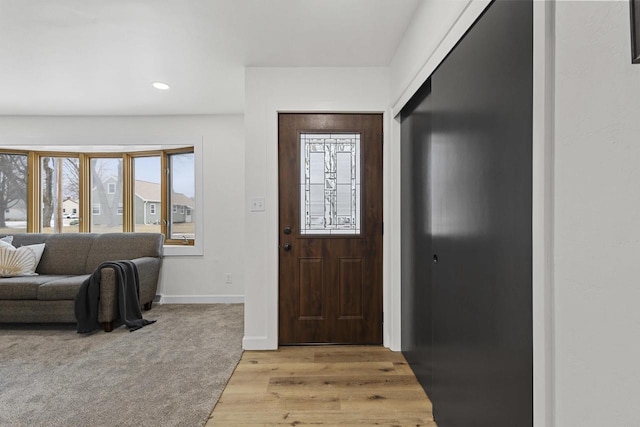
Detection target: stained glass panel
<box><xmin>300</xmin><ymin>133</ymin><xmax>360</xmax><ymax>235</ymax></box>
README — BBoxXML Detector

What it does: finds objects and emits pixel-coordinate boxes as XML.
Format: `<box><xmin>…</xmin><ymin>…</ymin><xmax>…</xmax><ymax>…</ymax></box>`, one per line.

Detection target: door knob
<box><xmin>283</xmin><ymin>242</ymin><xmax>292</xmax><ymax>251</ymax></box>
<box><xmin>433</xmin><ymin>254</ymin><xmax>438</xmax><ymax>264</ymax></box>
<box><xmin>283</xmin><ymin>226</ymin><xmax>292</xmax><ymax>235</ymax></box>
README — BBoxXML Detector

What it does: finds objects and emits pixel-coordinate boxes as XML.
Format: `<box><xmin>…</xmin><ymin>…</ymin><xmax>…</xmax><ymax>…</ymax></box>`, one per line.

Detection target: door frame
<box><xmin>242</xmin><ymin>108</ymin><xmax>399</xmax><ymax>351</ymax></box>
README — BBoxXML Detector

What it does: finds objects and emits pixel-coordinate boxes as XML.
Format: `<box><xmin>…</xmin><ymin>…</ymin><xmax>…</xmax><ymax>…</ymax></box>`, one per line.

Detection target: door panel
<box><xmin>278</xmin><ymin>113</ymin><xmax>383</xmax><ymax>345</ymax></box>
<box><xmin>400</xmin><ymin>79</ymin><xmax>434</xmax><ymax>389</ymax></box>
<box><xmin>430</xmin><ymin>2</ymin><xmax>532</xmax><ymax>425</ymax></box>
<box><xmin>299</xmin><ymin>258</ymin><xmax>324</xmax><ymax>319</ymax></box>
<box><xmin>401</xmin><ymin>1</ymin><xmax>533</xmax><ymax>426</ymax></box>
<box><xmin>338</xmin><ymin>258</ymin><xmax>363</xmax><ymax>319</ymax></box>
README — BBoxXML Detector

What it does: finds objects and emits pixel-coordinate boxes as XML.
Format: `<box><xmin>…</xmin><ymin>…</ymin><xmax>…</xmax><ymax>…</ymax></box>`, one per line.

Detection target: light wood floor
<box><xmin>206</xmin><ymin>345</ymin><xmax>436</xmax><ymax>426</ymax></box>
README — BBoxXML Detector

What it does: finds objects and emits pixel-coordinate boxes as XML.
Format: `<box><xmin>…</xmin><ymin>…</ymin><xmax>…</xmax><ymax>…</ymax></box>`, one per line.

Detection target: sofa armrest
<box><xmin>131</xmin><ymin>257</ymin><xmax>162</xmax><ymax>305</ymax></box>
<box><xmin>96</xmin><ymin>257</ymin><xmax>162</xmax><ymax>323</ymax></box>
<box><xmin>97</xmin><ymin>267</ymin><xmax>117</xmax><ymax>323</ymax></box>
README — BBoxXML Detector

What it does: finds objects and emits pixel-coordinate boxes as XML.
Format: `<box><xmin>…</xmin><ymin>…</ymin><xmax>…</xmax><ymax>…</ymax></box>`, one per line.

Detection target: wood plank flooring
<box><xmin>206</xmin><ymin>346</ymin><xmax>436</xmax><ymax>426</ymax></box>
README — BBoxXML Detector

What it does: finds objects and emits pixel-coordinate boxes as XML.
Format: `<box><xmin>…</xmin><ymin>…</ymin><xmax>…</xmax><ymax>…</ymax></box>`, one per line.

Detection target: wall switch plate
<box><xmin>249</xmin><ymin>197</ymin><xmax>265</xmax><ymax>212</ymax></box>
<box><xmin>224</xmin><ymin>273</ymin><xmax>232</xmax><ymax>284</ymax></box>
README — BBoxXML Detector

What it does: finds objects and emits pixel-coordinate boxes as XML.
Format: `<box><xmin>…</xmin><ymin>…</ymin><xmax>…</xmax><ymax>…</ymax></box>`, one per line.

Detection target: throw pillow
<box><xmin>0</xmin><ymin>236</ymin><xmax>13</xmax><ymax>248</ymax></box>
<box><xmin>0</xmin><ymin>243</ymin><xmax>46</xmax><ymax>277</ymax></box>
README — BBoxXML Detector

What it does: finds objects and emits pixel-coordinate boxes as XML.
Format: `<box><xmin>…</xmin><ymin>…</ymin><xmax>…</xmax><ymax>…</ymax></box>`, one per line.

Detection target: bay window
<box><xmin>0</xmin><ymin>147</ymin><xmax>196</xmax><ymax>247</ymax></box>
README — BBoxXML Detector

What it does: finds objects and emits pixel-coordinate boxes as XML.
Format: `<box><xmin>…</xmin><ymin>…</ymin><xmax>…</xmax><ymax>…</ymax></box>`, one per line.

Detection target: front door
<box><xmin>278</xmin><ymin>113</ymin><xmax>383</xmax><ymax>344</ymax></box>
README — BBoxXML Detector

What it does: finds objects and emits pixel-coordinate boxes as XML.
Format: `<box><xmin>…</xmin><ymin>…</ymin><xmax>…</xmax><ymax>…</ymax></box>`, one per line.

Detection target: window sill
<box><xmin>163</xmin><ymin>243</ymin><xmax>203</xmax><ymax>256</ymax></box>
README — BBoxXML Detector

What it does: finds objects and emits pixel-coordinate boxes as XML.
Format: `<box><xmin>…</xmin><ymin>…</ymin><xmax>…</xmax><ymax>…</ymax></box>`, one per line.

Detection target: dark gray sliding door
<box><xmin>401</xmin><ymin>78</ymin><xmax>434</xmax><ymax>389</ymax></box>
<box><xmin>401</xmin><ymin>1</ymin><xmax>533</xmax><ymax>426</ymax></box>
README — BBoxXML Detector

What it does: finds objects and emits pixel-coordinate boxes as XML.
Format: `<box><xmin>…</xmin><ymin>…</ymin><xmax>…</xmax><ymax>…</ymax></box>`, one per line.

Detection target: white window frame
<box><xmin>92</xmin><ymin>204</ymin><xmax>101</xmax><ymax>215</ymax></box>
<box><xmin>116</xmin><ymin>203</ymin><xmax>123</xmax><ymax>215</ymax></box>
<box><xmin>107</xmin><ymin>183</ymin><xmax>116</xmax><ymax>194</ymax></box>
<box><xmin>150</xmin><ymin>203</ymin><xmax>156</xmax><ymax>215</ymax></box>
<box><xmin>180</xmin><ymin>205</ymin><xmax>185</xmax><ymax>214</ymax></box>
<box><xmin>172</xmin><ymin>205</ymin><xmax>177</xmax><ymax>213</ymax></box>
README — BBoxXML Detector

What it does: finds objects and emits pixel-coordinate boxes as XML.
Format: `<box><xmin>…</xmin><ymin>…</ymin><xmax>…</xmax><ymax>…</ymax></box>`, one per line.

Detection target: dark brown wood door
<box><xmin>278</xmin><ymin>113</ymin><xmax>383</xmax><ymax>344</ymax></box>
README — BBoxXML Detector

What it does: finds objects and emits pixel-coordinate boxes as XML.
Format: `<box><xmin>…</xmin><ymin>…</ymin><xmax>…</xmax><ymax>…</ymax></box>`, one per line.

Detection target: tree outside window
<box><xmin>40</xmin><ymin>156</ymin><xmax>79</xmax><ymax>234</ymax></box>
<box><xmin>90</xmin><ymin>158</ymin><xmax>123</xmax><ymax>233</ymax></box>
<box><xmin>0</xmin><ymin>153</ymin><xmax>27</xmax><ymax>234</ymax></box>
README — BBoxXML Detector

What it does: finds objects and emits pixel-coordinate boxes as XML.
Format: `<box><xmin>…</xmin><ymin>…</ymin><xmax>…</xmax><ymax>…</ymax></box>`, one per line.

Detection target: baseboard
<box><xmin>242</xmin><ymin>335</ymin><xmax>277</xmax><ymax>350</ymax></box>
<box><xmin>157</xmin><ymin>295</ymin><xmax>244</xmax><ymax>304</ymax></box>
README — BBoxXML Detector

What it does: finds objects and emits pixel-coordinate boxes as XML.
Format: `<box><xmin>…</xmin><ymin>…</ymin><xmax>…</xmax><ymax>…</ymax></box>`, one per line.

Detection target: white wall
<box><xmin>389</xmin><ymin>0</ymin><xmax>491</xmax><ymax>113</ymax></box>
<box><xmin>554</xmin><ymin>2</ymin><xmax>640</xmax><ymax>426</ymax></box>
<box><xmin>0</xmin><ymin>114</ymin><xmax>245</xmax><ymax>303</ymax></box>
<box><xmin>243</xmin><ymin>67</ymin><xmax>391</xmax><ymax>349</ymax></box>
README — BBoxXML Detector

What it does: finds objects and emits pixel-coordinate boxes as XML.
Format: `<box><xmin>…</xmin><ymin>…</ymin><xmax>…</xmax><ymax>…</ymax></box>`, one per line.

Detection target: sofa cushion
<box><xmin>0</xmin><ymin>276</ymin><xmax>65</xmax><ymax>300</ymax></box>
<box><xmin>85</xmin><ymin>233</ymin><xmax>163</xmax><ymax>273</ymax></box>
<box><xmin>0</xmin><ymin>243</ymin><xmax>46</xmax><ymax>277</ymax></box>
<box><xmin>35</xmin><ymin>234</ymin><xmax>95</xmax><ymax>275</ymax></box>
<box><xmin>37</xmin><ymin>275</ymin><xmax>90</xmax><ymax>301</ymax></box>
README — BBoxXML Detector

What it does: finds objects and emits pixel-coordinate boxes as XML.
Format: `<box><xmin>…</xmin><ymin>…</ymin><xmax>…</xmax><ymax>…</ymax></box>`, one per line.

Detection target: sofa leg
<box><xmin>103</xmin><ymin>322</ymin><xmax>113</xmax><ymax>332</ymax></box>
<box><xmin>143</xmin><ymin>301</ymin><xmax>153</xmax><ymax>311</ymax></box>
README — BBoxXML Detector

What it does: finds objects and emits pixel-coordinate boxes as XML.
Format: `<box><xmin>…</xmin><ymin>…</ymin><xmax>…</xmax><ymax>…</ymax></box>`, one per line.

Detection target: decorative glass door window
<box><xmin>300</xmin><ymin>133</ymin><xmax>360</xmax><ymax>235</ymax></box>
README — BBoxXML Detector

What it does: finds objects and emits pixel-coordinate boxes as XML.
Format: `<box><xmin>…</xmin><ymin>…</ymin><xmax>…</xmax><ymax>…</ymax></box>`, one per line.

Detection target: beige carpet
<box><xmin>0</xmin><ymin>304</ymin><xmax>244</xmax><ymax>427</ymax></box>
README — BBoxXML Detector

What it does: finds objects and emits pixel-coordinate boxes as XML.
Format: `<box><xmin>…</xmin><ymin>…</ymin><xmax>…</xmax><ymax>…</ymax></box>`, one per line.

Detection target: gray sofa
<box><xmin>0</xmin><ymin>233</ymin><xmax>163</xmax><ymax>332</ymax></box>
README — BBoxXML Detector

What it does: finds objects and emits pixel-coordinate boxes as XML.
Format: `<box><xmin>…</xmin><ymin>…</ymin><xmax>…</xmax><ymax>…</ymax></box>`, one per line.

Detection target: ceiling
<box><xmin>0</xmin><ymin>0</ymin><xmax>420</xmax><ymax>116</ymax></box>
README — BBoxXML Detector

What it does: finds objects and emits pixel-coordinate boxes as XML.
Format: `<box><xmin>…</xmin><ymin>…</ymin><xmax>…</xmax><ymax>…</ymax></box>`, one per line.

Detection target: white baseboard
<box><xmin>158</xmin><ymin>295</ymin><xmax>244</xmax><ymax>304</ymax></box>
<box><xmin>242</xmin><ymin>335</ymin><xmax>277</xmax><ymax>350</ymax></box>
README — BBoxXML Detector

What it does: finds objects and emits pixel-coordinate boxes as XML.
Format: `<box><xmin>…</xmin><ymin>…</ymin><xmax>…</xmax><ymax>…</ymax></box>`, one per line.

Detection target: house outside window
<box><xmin>150</xmin><ymin>204</ymin><xmax>156</xmax><ymax>215</ymax></box>
<box><xmin>92</xmin><ymin>204</ymin><xmax>101</xmax><ymax>215</ymax></box>
<box><xmin>117</xmin><ymin>203</ymin><xmax>123</xmax><ymax>215</ymax></box>
<box><xmin>172</xmin><ymin>205</ymin><xmax>177</xmax><ymax>213</ymax></box>
<box><xmin>107</xmin><ymin>183</ymin><xmax>116</xmax><ymax>194</ymax></box>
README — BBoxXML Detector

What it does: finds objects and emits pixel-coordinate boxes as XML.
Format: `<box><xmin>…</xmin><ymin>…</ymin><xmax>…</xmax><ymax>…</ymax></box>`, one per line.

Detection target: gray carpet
<box><xmin>0</xmin><ymin>304</ymin><xmax>244</xmax><ymax>427</ymax></box>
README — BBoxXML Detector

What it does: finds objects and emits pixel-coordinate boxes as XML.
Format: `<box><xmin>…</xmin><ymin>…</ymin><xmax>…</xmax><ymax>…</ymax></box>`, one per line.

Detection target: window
<box><xmin>0</xmin><ymin>153</ymin><xmax>28</xmax><ymax>234</ymax></box>
<box><xmin>39</xmin><ymin>156</ymin><xmax>80</xmax><ymax>234</ymax></box>
<box><xmin>90</xmin><ymin>158</ymin><xmax>123</xmax><ymax>233</ymax></box>
<box><xmin>133</xmin><ymin>156</ymin><xmax>161</xmax><ymax>233</ymax></box>
<box><xmin>168</xmin><ymin>151</ymin><xmax>195</xmax><ymax>242</ymax></box>
<box><xmin>300</xmin><ymin>133</ymin><xmax>361</xmax><ymax>235</ymax></box>
<box><xmin>0</xmin><ymin>146</ymin><xmax>197</xmax><ymax>249</ymax></box>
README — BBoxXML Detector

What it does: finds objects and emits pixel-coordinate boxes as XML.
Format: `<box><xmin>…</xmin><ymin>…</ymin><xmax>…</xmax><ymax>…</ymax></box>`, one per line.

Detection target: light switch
<box><xmin>250</xmin><ymin>197</ymin><xmax>265</xmax><ymax>212</ymax></box>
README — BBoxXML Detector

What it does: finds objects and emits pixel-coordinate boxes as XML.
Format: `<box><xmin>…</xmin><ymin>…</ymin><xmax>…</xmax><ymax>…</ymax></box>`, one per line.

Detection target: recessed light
<box><xmin>152</xmin><ymin>82</ymin><xmax>170</xmax><ymax>90</ymax></box>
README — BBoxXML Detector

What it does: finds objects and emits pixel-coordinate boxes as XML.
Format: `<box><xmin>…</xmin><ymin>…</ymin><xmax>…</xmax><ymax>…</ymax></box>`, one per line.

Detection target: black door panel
<box><xmin>401</xmin><ymin>1</ymin><xmax>533</xmax><ymax>426</ymax></box>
